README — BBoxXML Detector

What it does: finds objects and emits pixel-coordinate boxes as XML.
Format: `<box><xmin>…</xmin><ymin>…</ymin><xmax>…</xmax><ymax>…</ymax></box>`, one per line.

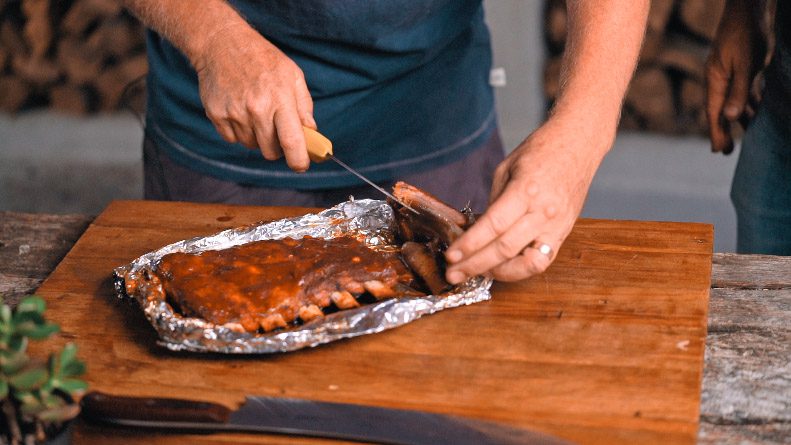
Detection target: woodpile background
<box><xmin>0</xmin><ymin>0</ymin><xmax>767</xmax><ymax>135</ymax></box>
<box><xmin>0</xmin><ymin>0</ymin><xmax>146</xmax><ymax>114</ymax></box>
<box><xmin>545</xmin><ymin>0</ymin><xmax>727</xmax><ymax>135</ymax></box>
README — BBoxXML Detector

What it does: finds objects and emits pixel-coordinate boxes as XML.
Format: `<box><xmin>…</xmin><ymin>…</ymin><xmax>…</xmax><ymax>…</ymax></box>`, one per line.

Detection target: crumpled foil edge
<box><xmin>113</xmin><ymin>199</ymin><xmax>492</xmax><ymax>354</ymax></box>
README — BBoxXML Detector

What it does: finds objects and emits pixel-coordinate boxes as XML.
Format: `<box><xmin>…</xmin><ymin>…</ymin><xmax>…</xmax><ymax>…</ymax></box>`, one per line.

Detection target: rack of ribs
<box><xmin>143</xmin><ymin>182</ymin><xmax>471</xmax><ymax>333</ymax></box>
<box><xmin>390</xmin><ymin>181</ymin><xmax>474</xmax><ymax>295</ymax></box>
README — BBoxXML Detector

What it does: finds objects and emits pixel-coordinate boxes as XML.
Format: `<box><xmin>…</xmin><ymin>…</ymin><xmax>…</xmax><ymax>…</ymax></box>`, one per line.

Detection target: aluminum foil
<box><xmin>113</xmin><ymin>199</ymin><xmax>492</xmax><ymax>353</ymax></box>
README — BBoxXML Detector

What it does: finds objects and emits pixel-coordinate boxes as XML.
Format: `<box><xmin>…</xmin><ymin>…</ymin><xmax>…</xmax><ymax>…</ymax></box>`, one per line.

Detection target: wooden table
<box><xmin>1</xmin><ymin>208</ymin><xmax>789</xmax><ymax>444</ymax></box>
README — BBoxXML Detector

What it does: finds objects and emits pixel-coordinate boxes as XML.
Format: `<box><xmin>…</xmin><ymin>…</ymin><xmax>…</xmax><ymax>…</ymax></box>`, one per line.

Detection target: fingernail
<box><xmin>724</xmin><ymin>106</ymin><xmax>740</xmax><ymax>119</ymax></box>
<box><xmin>447</xmin><ymin>271</ymin><xmax>466</xmax><ymax>284</ymax></box>
<box><xmin>446</xmin><ymin>250</ymin><xmax>463</xmax><ymax>263</ymax></box>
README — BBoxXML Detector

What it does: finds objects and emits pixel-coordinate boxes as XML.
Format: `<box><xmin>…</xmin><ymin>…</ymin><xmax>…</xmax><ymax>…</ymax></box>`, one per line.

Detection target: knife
<box><xmin>81</xmin><ymin>391</ymin><xmax>573</xmax><ymax>445</ymax></box>
<box><xmin>303</xmin><ymin>126</ymin><xmax>419</xmax><ymax>214</ymax></box>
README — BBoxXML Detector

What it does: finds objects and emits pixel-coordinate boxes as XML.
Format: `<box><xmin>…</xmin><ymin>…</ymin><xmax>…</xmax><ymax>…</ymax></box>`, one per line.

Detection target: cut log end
<box><xmin>545</xmin><ymin>0</ymin><xmax>723</xmax><ymax>136</ymax></box>
<box><xmin>0</xmin><ymin>1</ymin><xmax>147</xmax><ymax>114</ymax></box>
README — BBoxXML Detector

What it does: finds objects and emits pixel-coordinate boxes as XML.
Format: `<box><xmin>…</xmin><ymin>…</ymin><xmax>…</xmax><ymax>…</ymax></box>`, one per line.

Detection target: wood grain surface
<box><xmin>0</xmin><ymin>211</ymin><xmax>92</xmax><ymax>307</ymax></box>
<box><xmin>28</xmin><ymin>200</ymin><xmax>714</xmax><ymax>445</ymax></box>
<box><xmin>700</xmin><ymin>254</ymin><xmax>791</xmax><ymax>445</ymax></box>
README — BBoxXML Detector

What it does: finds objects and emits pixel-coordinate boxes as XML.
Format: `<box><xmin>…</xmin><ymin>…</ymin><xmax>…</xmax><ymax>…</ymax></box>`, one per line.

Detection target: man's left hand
<box><xmin>444</xmin><ymin>118</ymin><xmax>607</xmax><ymax>283</ymax></box>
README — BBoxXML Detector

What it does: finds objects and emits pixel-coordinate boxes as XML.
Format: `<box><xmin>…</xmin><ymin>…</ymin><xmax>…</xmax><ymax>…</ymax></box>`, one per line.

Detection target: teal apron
<box><xmin>145</xmin><ymin>0</ymin><xmax>495</xmax><ymax>189</ymax></box>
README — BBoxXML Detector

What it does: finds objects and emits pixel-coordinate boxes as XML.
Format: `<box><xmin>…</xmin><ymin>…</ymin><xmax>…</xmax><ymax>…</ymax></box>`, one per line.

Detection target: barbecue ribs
<box><xmin>138</xmin><ymin>182</ymin><xmax>470</xmax><ymax>333</ymax></box>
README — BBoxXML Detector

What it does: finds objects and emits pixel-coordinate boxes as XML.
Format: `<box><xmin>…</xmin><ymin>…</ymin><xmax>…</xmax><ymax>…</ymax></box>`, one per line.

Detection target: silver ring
<box><xmin>527</xmin><ymin>240</ymin><xmax>553</xmax><ymax>258</ymax></box>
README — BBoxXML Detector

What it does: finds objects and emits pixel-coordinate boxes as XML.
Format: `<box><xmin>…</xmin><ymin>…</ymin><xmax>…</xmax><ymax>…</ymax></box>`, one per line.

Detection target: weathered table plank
<box><xmin>1</xmin><ymin>212</ymin><xmax>790</xmax><ymax>444</ymax></box>
<box><xmin>0</xmin><ymin>211</ymin><xmax>92</xmax><ymax>306</ymax></box>
<box><xmin>699</xmin><ymin>424</ymin><xmax>791</xmax><ymax>445</ymax></box>
<box><xmin>712</xmin><ymin>253</ymin><xmax>791</xmax><ymax>289</ymax></box>
<box><xmin>700</xmin><ymin>254</ymin><xmax>791</xmax><ymax>445</ymax></box>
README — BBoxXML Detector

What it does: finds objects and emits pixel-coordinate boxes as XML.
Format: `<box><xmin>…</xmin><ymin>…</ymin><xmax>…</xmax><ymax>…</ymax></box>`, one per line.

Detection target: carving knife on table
<box><xmin>80</xmin><ymin>392</ymin><xmax>573</xmax><ymax>445</ymax></box>
<box><xmin>303</xmin><ymin>126</ymin><xmax>419</xmax><ymax>215</ymax></box>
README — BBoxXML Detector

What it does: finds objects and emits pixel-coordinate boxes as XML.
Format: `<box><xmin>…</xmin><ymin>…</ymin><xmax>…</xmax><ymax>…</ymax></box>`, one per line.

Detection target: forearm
<box><xmin>552</xmin><ymin>0</ymin><xmax>649</xmax><ymax>157</ymax></box>
<box><xmin>123</xmin><ymin>0</ymin><xmax>255</xmax><ymax>70</ymax></box>
<box><xmin>719</xmin><ymin>0</ymin><xmax>766</xmax><ymax>38</ymax></box>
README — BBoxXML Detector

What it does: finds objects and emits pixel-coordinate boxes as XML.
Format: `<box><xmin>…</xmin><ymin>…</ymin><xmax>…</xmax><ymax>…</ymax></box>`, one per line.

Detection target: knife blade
<box><xmin>81</xmin><ymin>392</ymin><xmax>573</xmax><ymax>445</ymax></box>
<box><xmin>303</xmin><ymin>126</ymin><xmax>419</xmax><ymax>214</ymax></box>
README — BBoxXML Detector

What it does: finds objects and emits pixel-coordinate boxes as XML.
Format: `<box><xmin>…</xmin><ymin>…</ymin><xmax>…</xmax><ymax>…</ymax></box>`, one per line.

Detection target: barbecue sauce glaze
<box><xmin>154</xmin><ymin>236</ymin><xmax>416</xmax><ymax>332</ymax></box>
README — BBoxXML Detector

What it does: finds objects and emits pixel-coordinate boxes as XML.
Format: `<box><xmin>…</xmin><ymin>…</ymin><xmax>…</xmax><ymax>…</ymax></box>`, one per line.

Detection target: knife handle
<box><xmin>81</xmin><ymin>391</ymin><xmax>232</xmax><ymax>424</ymax></box>
<box><xmin>303</xmin><ymin>126</ymin><xmax>333</xmax><ymax>163</ymax></box>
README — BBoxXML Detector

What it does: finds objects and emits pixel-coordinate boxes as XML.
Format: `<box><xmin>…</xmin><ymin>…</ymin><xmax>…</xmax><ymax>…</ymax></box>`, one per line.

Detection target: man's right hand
<box><xmin>123</xmin><ymin>0</ymin><xmax>315</xmax><ymax>172</ymax></box>
<box><xmin>193</xmin><ymin>25</ymin><xmax>315</xmax><ymax>172</ymax></box>
<box><xmin>705</xmin><ymin>0</ymin><xmax>766</xmax><ymax>155</ymax></box>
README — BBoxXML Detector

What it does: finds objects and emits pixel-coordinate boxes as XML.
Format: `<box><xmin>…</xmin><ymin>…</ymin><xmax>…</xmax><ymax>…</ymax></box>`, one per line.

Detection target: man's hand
<box><xmin>705</xmin><ymin>0</ymin><xmax>766</xmax><ymax>155</ymax></box>
<box><xmin>444</xmin><ymin>118</ymin><xmax>606</xmax><ymax>283</ymax></box>
<box><xmin>195</xmin><ymin>27</ymin><xmax>315</xmax><ymax>171</ymax></box>
<box><xmin>444</xmin><ymin>0</ymin><xmax>649</xmax><ymax>283</ymax></box>
<box><xmin>123</xmin><ymin>0</ymin><xmax>314</xmax><ymax>172</ymax></box>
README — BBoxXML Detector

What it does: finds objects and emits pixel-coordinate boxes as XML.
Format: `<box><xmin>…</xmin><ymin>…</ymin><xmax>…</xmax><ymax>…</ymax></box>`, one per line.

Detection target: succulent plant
<box><xmin>1</xmin><ymin>295</ymin><xmax>87</xmax><ymax>445</ymax></box>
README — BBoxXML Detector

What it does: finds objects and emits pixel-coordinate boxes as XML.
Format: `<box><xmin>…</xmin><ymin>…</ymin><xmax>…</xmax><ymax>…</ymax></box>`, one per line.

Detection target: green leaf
<box><xmin>16</xmin><ymin>296</ymin><xmax>46</xmax><ymax>315</ymax></box>
<box><xmin>9</xmin><ymin>368</ymin><xmax>47</xmax><ymax>390</ymax></box>
<box><xmin>17</xmin><ymin>322</ymin><xmax>59</xmax><ymax>340</ymax></box>
<box><xmin>48</xmin><ymin>352</ymin><xmax>58</xmax><ymax>377</ymax></box>
<box><xmin>41</xmin><ymin>392</ymin><xmax>63</xmax><ymax>408</ymax></box>
<box><xmin>19</xmin><ymin>399</ymin><xmax>47</xmax><ymax>416</ymax></box>
<box><xmin>40</xmin><ymin>379</ymin><xmax>54</xmax><ymax>394</ymax></box>
<box><xmin>14</xmin><ymin>390</ymin><xmax>37</xmax><ymax>406</ymax></box>
<box><xmin>0</xmin><ymin>349</ymin><xmax>29</xmax><ymax>374</ymax></box>
<box><xmin>8</xmin><ymin>335</ymin><xmax>28</xmax><ymax>353</ymax></box>
<box><xmin>13</xmin><ymin>321</ymin><xmax>37</xmax><ymax>334</ymax></box>
<box><xmin>57</xmin><ymin>378</ymin><xmax>88</xmax><ymax>394</ymax></box>
<box><xmin>61</xmin><ymin>360</ymin><xmax>85</xmax><ymax>378</ymax></box>
<box><xmin>0</xmin><ymin>304</ymin><xmax>10</xmax><ymax>324</ymax></box>
<box><xmin>12</xmin><ymin>311</ymin><xmax>45</xmax><ymax>327</ymax></box>
<box><xmin>0</xmin><ymin>379</ymin><xmax>7</xmax><ymax>398</ymax></box>
<box><xmin>58</xmin><ymin>343</ymin><xmax>78</xmax><ymax>372</ymax></box>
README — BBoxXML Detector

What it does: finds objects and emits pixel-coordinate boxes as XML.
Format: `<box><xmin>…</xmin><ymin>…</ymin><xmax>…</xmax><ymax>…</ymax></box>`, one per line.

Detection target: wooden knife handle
<box><xmin>81</xmin><ymin>391</ymin><xmax>232</xmax><ymax>424</ymax></box>
<box><xmin>303</xmin><ymin>126</ymin><xmax>333</xmax><ymax>163</ymax></box>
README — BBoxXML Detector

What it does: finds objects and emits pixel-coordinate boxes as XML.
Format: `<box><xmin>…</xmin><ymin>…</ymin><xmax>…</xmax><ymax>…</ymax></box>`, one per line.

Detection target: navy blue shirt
<box><xmin>145</xmin><ymin>0</ymin><xmax>495</xmax><ymax>189</ymax></box>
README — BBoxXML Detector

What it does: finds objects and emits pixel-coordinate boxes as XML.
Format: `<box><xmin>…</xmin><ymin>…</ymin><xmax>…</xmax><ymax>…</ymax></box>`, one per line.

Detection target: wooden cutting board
<box><xmin>31</xmin><ymin>200</ymin><xmax>713</xmax><ymax>445</ymax></box>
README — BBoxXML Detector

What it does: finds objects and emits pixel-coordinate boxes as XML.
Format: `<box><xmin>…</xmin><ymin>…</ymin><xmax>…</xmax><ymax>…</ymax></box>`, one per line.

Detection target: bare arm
<box><xmin>124</xmin><ymin>0</ymin><xmax>246</xmax><ymax>68</ymax></box>
<box><xmin>446</xmin><ymin>0</ymin><xmax>649</xmax><ymax>283</ymax></box>
<box><xmin>552</xmin><ymin>0</ymin><xmax>649</xmax><ymax>151</ymax></box>
<box><xmin>124</xmin><ymin>0</ymin><xmax>314</xmax><ymax>171</ymax></box>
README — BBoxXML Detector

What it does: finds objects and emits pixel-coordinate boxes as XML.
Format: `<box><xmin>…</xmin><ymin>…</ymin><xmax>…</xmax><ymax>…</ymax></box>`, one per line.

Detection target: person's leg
<box><xmin>316</xmin><ymin>130</ymin><xmax>505</xmax><ymax>211</ymax></box>
<box><xmin>144</xmin><ymin>129</ymin><xmax>505</xmax><ymax>211</ymax></box>
<box><xmin>406</xmin><ymin>130</ymin><xmax>504</xmax><ymax>213</ymax></box>
<box><xmin>376</xmin><ymin>130</ymin><xmax>505</xmax><ymax>213</ymax></box>
<box><xmin>730</xmin><ymin>106</ymin><xmax>791</xmax><ymax>254</ymax></box>
<box><xmin>143</xmin><ymin>136</ymin><xmax>323</xmax><ymax>207</ymax></box>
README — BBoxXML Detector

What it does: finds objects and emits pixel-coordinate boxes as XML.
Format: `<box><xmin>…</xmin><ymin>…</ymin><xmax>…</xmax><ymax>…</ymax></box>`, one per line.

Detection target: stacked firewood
<box><xmin>0</xmin><ymin>0</ymin><xmax>147</xmax><ymax>114</ymax></box>
<box><xmin>545</xmin><ymin>0</ymin><xmax>728</xmax><ymax>135</ymax></box>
